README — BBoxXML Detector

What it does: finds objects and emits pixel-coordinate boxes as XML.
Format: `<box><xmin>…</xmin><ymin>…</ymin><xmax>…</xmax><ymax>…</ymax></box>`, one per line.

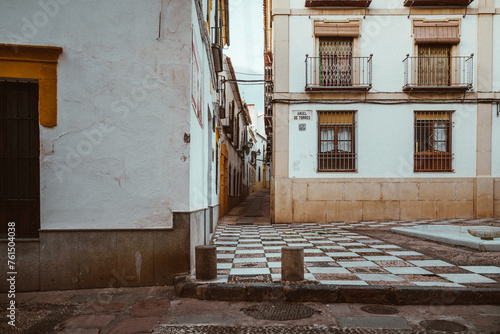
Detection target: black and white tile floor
<box><xmin>201</xmin><ymin>221</ymin><xmax>500</xmax><ymax>287</ymax></box>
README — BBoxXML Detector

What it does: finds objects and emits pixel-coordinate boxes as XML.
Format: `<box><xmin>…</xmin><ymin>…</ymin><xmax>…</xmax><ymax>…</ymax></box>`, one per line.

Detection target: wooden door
<box><xmin>0</xmin><ymin>82</ymin><xmax>40</xmax><ymax>238</ymax></box>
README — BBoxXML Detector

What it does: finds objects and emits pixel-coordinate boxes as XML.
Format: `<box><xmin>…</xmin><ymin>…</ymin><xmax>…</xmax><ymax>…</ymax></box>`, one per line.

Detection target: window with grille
<box><xmin>418</xmin><ymin>44</ymin><xmax>451</xmax><ymax>86</ymax></box>
<box><xmin>319</xmin><ymin>37</ymin><xmax>353</xmax><ymax>87</ymax></box>
<box><xmin>318</xmin><ymin>111</ymin><xmax>356</xmax><ymax>172</ymax></box>
<box><xmin>414</xmin><ymin>111</ymin><xmax>452</xmax><ymax>172</ymax></box>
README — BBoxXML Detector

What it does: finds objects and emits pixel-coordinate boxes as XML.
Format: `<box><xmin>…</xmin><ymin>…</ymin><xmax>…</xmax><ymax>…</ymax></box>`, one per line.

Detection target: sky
<box><xmin>225</xmin><ymin>0</ymin><xmax>264</xmax><ymax>113</ymax></box>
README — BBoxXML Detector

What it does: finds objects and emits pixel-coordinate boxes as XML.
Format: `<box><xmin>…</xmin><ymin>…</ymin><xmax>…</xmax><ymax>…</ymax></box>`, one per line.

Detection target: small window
<box><xmin>414</xmin><ymin>111</ymin><xmax>453</xmax><ymax>172</ymax></box>
<box><xmin>318</xmin><ymin>111</ymin><xmax>356</xmax><ymax>172</ymax></box>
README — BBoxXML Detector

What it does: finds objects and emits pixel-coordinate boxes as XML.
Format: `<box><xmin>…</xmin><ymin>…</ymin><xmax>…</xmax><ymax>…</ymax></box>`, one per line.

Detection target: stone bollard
<box><xmin>281</xmin><ymin>246</ymin><xmax>304</xmax><ymax>282</ymax></box>
<box><xmin>195</xmin><ymin>245</ymin><xmax>217</xmax><ymax>280</ymax></box>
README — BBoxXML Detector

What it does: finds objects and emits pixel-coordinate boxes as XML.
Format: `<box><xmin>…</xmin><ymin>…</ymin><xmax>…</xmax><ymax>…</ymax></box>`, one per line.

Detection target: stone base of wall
<box><xmin>0</xmin><ymin>209</ymin><xmax>217</xmax><ymax>292</ymax></box>
<box><xmin>273</xmin><ymin>177</ymin><xmax>498</xmax><ymax>223</ymax></box>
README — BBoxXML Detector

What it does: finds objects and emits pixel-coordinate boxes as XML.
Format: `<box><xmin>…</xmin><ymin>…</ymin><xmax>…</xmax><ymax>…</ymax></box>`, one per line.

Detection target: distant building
<box><xmin>248</xmin><ymin>104</ymin><xmax>269</xmax><ymax>190</ymax></box>
<box><xmin>264</xmin><ymin>0</ymin><xmax>499</xmax><ymax>223</ymax></box>
<box><xmin>0</xmin><ymin>0</ymin><xmax>230</xmax><ymax>291</ymax></box>
<box><xmin>255</xmin><ymin>132</ymin><xmax>268</xmax><ymax>190</ymax></box>
<box><xmin>218</xmin><ymin>56</ymin><xmax>253</xmax><ymax>215</ymax></box>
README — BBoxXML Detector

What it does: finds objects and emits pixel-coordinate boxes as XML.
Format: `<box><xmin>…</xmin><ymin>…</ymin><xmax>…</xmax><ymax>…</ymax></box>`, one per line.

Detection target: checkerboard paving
<box><xmin>199</xmin><ymin>223</ymin><xmax>500</xmax><ymax>287</ymax></box>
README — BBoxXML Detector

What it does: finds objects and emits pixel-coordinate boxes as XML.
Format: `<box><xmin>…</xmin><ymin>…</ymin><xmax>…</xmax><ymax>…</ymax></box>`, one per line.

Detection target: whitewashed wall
<box><xmin>288</xmin><ymin>104</ymin><xmax>477</xmax><ymax>178</ymax></box>
<box><xmin>0</xmin><ymin>0</ymin><xmax>201</xmax><ymax>229</ymax></box>
<box><xmin>189</xmin><ymin>3</ymin><xmax>218</xmax><ymax>212</ymax></box>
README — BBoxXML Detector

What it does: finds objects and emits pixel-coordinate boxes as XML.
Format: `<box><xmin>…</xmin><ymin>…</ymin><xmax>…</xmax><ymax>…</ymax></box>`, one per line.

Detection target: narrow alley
<box><xmin>219</xmin><ymin>189</ymin><xmax>271</xmax><ymax>225</ymax></box>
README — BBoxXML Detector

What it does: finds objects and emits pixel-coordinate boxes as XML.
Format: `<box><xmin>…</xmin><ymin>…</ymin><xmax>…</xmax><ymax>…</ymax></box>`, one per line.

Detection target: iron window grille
<box><xmin>318</xmin><ymin>111</ymin><xmax>356</xmax><ymax>172</ymax></box>
<box><xmin>414</xmin><ymin>111</ymin><xmax>453</xmax><ymax>172</ymax></box>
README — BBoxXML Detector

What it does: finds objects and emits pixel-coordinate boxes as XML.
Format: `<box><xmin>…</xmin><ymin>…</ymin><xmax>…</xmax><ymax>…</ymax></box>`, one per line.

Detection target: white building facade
<box><xmin>266</xmin><ymin>0</ymin><xmax>500</xmax><ymax>223</ymax></box>
<box><xmin>0</xmin><ymin>0</ymin><xmax>228</xmax><ymax>291</ymax></box>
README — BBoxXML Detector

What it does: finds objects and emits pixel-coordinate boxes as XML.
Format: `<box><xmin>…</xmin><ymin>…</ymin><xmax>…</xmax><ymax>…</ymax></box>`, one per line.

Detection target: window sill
<box><xmin>414</xmin><ymin>170</ymin><xmax>455</xmax><ymax>173</ymax></box>
<box><xmin>306</xmin><ymin>85</ymin><xmax>372</xmax><ymax>92</ymax></box>
<box><xmin>403</xmin><ymin>85</ymin><xmax>471</xmax><ymax>93</ymax></box>
<box><xmin>403</xmin><ymin>0</ymin><xmax>473</xmax><ymax>7</ymax></box>
<box><xmin>306</xmin><ymin>0</ymin><xmax>372</xmax><ymax>7</ymax></box>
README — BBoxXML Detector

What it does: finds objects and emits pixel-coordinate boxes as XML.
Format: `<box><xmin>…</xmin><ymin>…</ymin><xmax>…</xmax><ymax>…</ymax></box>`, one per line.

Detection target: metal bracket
<box><xmin>497</xmin><ymin>103</ymin><xmax>500</xmax><ymax>117</ymax></box>
<box><xmin>407</xmin><ymin>0</ymin><xmax>471</xmax><ymax>19</ymax></box>
<box><xmin>407</xmin><ymin>0</ymin><xmax>414</xmax><ymax>18</ymax></box>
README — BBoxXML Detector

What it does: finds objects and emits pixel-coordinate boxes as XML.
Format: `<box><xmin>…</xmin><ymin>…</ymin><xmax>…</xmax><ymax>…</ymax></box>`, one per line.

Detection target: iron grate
<box><xmin>361</xmin><ymin>305</ymin><xmax>399</xmax><ymax>315</ymax></box>
<box><xmin>242</xmin><ymin>303</ymin><xmax>317</xmax><ymax>321</ymax></box>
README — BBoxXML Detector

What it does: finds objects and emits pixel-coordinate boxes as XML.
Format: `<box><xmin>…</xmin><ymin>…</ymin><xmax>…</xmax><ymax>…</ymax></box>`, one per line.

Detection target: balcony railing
<box><xmin>305</xmin><ymin>54</ymin><xmax>372</xmax><ymax>92</ymax></box>
<box><xmin>403</xmin><ymin>54</ymin><xmax>473</xmax><ymax>92</ymax></box>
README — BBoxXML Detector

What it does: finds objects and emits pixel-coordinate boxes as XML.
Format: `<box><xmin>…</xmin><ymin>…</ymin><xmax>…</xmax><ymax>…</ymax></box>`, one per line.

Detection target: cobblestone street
<box><xmin>2</xmin><ymin>286</ymin><xmax>500</xmax><ymax>333</ymax></box>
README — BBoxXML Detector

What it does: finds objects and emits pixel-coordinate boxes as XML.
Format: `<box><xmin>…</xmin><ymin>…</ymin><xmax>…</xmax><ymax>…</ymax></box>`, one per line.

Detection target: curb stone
<box><xmin>174</xmin><ymin>282</ymin><xmax>500</xmax><ymax>305</ymax></box>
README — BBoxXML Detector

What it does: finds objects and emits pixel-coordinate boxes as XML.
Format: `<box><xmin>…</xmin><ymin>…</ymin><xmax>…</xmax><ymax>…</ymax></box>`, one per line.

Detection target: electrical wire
<box><xmin>271</xmin><ymin>98</ymin><xmax>500</xmax><ymax>105</ymax></box>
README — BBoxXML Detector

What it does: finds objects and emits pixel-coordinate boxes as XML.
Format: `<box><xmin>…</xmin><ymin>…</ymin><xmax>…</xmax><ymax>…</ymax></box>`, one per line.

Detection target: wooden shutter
<box><xmin>314</xmin><ymin>22</ymin><xmax>361</xmax><ymax>37</ymax></box>
<box><xmin>414</xmin><ymin>23</ymin><xmax>460</xmax><ymax>44</ymax></box>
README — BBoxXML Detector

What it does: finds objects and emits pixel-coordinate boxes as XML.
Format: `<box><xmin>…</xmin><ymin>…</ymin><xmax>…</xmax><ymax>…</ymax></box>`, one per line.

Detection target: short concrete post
<box><xmin>281</xmin><ymin>246</ymin><xmax>304</xmax><ymax>281</ymax></box>
<box><xmin>195</xmin><ymin>245</ymin><xmax>217</xmax><ymax>280</ymax></box>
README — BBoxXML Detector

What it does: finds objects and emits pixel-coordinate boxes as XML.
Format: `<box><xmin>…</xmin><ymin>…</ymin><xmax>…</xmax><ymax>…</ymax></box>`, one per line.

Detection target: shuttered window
<box><xmin>319</xmin><ymin>37</ymin><xmax>353</xmax><ymax>87</ymax></box>
<box><xmin>318</xmin><ymin>111</ymin><xmax>356</xmax><ymax>172</ymax></box>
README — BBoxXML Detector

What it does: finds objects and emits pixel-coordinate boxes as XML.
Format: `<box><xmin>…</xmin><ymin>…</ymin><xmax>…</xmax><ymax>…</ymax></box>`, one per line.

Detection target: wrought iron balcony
<box><xmin>305</xmin><ymin>54</ymin><xmax>372</xmax><ymax>92</ymax></box>
<box><xmin>305</xmin><ymin>0</ymin><xmax>372</xmax><ymax>7</ymax></box>
<box><xmin>402</xmin><ymin>54</ymin><xmax>473</xmax><ymax>92</ymax></box>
